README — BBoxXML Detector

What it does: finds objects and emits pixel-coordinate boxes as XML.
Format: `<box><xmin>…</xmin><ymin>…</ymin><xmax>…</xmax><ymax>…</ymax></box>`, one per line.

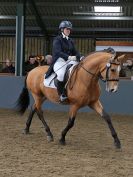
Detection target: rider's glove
<box><xmin>68</xmin><ymin>56</ymin><xmax>77</xmax><ymax>61</ymax></box>
<box><xmin>80</xmin><ymin>56</ymin><xmax>85</xmax><ymax>61</ymax></box>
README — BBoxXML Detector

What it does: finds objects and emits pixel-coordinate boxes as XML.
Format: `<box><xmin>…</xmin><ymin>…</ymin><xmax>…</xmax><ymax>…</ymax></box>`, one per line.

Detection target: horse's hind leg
<box><xmin>23</xmin><ymin>105</ymin><xmax>36</xmax><ymax>134</ymax></box>
<box><xmin>59</xmin><ymin>105</ymin><xmax>78</xmax><ymax>145</ymax></box>
<box><xmin>32</xmin><ymin>93</ymin><xmax>53</xmax><ymax>141</ymax></box>
<box><xmin>90</xmin><ymin>100</ymin><xmax>121</xmax><ymax>149</ymax></box>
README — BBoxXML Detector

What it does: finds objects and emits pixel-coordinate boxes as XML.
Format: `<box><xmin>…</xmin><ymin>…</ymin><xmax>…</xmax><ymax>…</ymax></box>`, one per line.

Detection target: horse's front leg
<box><xmin>59</xmin><ymin>105</ymin><xmax>78</xmax><ymax>145</ymax></box>
<box><xmin>90</xmin><ymin>100</ymin><xmax>121</xmax><ymax>149</ymax></box>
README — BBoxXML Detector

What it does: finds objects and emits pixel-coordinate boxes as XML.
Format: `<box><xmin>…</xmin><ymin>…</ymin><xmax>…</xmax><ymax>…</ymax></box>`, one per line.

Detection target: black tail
<box><xmin>15</xmin><ymin>76</ymin><xmax>30</xmax><ymax>114</ymax></box>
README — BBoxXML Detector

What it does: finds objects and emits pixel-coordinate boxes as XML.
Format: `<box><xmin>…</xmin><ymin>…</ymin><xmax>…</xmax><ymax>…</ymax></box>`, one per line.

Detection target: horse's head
<box><xmin>99</xmin><ymin>54</ymin><xmax>126</xmax><ymax>92</ymax></box>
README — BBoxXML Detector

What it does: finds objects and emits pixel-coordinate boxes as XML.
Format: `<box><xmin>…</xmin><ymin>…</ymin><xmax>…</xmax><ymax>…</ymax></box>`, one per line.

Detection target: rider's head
<box><xmin>59</xmin><ymin>20</ymin><xmax>72</xmax><ymax>36</ymax></box>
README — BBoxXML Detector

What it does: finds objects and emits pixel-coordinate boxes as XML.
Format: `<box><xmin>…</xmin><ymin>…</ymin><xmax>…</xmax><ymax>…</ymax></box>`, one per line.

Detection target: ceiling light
<box><xmin>94</xmin><ymin>6</ymin><xmax>121</xmax><ymax>13</ymax></box>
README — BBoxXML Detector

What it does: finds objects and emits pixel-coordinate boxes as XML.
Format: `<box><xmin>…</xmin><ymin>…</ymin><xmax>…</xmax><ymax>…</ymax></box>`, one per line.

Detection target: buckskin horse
<box><xmin>16</xmin><ymin>50</ymin><xmax>126</xmax><ymax>149</ymax></box>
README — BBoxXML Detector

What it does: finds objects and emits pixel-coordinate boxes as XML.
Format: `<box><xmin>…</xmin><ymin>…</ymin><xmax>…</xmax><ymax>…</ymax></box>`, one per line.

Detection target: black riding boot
<box><xmin>56</xmin><ymin>80</ymin><xmax>68</xmax><ymax>102</ymax></box>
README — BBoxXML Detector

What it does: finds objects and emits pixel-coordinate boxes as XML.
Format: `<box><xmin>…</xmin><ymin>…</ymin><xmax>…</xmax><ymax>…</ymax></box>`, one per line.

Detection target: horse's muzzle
<box><xmin>110</xmin><ymin>88</ymin><xmax>117</xmax><ymax>92</ymax></box>
<box><xmin>106</xmin><ymin>84</ymin><xmax>118</xmax><ymax>92</ymax></box>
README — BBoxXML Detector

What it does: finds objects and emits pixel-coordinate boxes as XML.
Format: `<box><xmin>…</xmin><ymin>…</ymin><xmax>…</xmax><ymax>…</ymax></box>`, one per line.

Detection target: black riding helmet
<box><xmin>59</xmin><ymin>20</ymin><xmax>72</xmax><ymax>31</ymax></box>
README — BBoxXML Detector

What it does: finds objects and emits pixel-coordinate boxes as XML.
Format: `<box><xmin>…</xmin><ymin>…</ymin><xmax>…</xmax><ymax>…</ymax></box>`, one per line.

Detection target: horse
<box><xmin>16</xmin><ymin>51</ymin><xmax>126</xmax><ymax>149</ymax></box>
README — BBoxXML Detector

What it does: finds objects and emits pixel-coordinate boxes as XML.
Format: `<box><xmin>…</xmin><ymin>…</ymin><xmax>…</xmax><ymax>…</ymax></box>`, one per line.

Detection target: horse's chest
<box><xmin>77</xmin><ymin>88</ymin><xmax>99</xmax><ymax>104</ymax></box>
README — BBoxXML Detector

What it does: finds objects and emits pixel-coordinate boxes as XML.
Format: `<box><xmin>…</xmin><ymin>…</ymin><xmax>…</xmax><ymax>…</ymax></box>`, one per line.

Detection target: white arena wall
<box><xmin>96</xmin><ymin>46</ymin><xmax>133</xmax><ymax>52</ymax></box>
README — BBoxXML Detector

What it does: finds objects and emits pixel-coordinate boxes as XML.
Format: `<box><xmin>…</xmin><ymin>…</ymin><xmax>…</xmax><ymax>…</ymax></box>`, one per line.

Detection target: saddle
<box><xmin>54</xmin><ymin>64</ymin><xmax>73</xmax><ymax>99</ymax></box>
<box><xmin>62</xmin><ymin>64</ymin><xmax>73</xmax><ymax>86</ymax></box>
<box><xmin>44</xmin><ymin>63</ymin><xmax>78</xmax><ymax>90</ymax></box>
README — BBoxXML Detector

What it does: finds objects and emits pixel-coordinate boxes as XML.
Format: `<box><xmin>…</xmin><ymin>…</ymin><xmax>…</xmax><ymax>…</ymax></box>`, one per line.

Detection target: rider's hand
<box><xmin>68</xmin><ymin>56</ymin><xmax>77</xmax><ymax>61</ymax></box>
<box><xmin>80</xmin><ymin>56</ymin><xmax>85</xmax><ymax>61</ymax></box>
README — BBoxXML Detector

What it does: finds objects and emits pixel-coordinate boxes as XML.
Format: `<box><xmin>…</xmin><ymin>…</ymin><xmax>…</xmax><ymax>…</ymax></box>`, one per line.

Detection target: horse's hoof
<box><xmin>22</xmin><ymin>129</ymin><xmax>30</xmax><ymax>134</ymax></box>
<box><xmin>114</xmin><ymin>140</ymin><xmax>121</xmax><ymax>149</ymax></box>
<box><xmin>47</xmin><ymin>135</ymin><xmax>54</xmax><ymax>142</ymax></box>
<box><xmin>59</xmin><ymin>139</ymin><xmax>66</xmax><ymax>145</ymax></box>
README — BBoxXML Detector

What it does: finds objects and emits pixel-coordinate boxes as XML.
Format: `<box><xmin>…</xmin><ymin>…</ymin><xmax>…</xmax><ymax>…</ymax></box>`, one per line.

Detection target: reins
<box><xmin>80</xmin><ymin>53</ymin><xmax>120</xmax><ymax>83</ymax></box>
<box><xmin>80</xmin><ymin>65</ymin><xmax>99</xmax><ymax>80</ymax></box>
<box><xmin>67</xmin><ymin>63</ymin><xmax>81</xmax><ymax>90</ymax></box>
<box><xmin>67</xmin><ymin>50</ymin><xmax>120</xmax><ymax>90</ymax></box>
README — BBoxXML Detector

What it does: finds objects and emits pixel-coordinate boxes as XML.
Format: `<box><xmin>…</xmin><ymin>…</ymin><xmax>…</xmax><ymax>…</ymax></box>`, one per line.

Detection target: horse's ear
<box><xmin>116</xmin><ymin>54</ymin><xmax>127</xmax><ymax>63</ymax></box>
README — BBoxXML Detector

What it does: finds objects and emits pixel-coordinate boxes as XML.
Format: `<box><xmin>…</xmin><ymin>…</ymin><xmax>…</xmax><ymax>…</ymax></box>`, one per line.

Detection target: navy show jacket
<box><xmin>45</xmin><ymin>34</ymin><xmax>81</xmax><ymax>78</ymax></box>
<box><xmin>52</xmin><ymin>34</ymin><xmax>81</xmax><ymax>63</ymax></box>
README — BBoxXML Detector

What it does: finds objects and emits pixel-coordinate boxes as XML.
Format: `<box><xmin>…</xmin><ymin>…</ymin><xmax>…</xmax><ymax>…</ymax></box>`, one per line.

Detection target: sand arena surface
<box><xmin>0</xmin><ymin>109</ymin><xmax>133</xmax><ymax>177</ymax></box>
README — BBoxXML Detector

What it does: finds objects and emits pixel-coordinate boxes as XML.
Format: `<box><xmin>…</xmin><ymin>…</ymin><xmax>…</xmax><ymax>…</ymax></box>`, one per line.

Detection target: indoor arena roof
<box><xmin>0</xmin><ymin>0</ymin><xmax>133</xmax><ymax>39</ymax></box>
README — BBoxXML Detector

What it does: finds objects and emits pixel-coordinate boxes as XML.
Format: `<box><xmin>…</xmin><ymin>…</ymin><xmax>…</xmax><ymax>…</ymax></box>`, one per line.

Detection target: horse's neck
<box><xmin>78</xmin><ymin>53</ymin><xmax>111</xmax><ymax>84</ymax></box>
<box><xmin>84</xmin><ymin>52</ymin><xmax>111</xmax><ymax>72</ymax></box>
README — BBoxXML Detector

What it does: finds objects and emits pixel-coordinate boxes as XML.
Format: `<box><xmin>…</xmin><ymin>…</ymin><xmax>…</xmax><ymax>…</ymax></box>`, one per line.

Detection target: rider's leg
<box><xmin>54</xmin><ymin>58</ymin><xmax>79</xmax><ymax>101</ymax></box>
<box><xmin>56</xmin><ymin>80</ymin><xmax>67</xmax><ymax>101</ymax></box>
<box><xmin>53</xmin><ymin>58</ymin><xmax>68</xmax><ymax>101</ymax></box>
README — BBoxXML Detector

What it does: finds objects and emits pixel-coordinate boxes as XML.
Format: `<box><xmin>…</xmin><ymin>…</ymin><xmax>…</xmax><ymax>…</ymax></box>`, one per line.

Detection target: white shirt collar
<box><xmin>62</xmin><ymin>32</ymin><xmax>69</xmax><ymax>40</ymax></box>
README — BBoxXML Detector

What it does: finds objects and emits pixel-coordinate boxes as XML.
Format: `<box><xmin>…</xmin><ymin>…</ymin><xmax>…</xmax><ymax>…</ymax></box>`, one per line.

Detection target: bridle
<box><xmin>81</xmin><ymin>56</ymin><xmax>120</xmax><ymax>83</ymax></box>
<box><xmin>99</xmin><ymin>61</ymin><xmax>120</xmax><ymax>82</ymax></box>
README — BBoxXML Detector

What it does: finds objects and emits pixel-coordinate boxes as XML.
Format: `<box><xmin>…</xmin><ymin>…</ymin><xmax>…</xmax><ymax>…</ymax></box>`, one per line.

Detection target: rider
<box><xmin>45</xmin><ymin>20</ymin><xmax>84</xmax><ymax>102</ymax></box>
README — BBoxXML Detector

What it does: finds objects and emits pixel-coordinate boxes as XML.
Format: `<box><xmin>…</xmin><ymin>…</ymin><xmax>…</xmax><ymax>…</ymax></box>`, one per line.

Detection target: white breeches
<box><xmin>53</xmin><ymin>57</ymin><xmax>78</xmax><ymax>81</ymax></box>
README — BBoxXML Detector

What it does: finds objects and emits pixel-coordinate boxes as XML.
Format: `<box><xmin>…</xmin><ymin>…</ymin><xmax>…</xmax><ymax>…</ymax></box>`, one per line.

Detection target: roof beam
<box><xmin>35</xmin><ymin>1</ymin><xmax>133</xmax><ymax>7</ymax></box>
<box><xmin>0</xmin><ymin>2</ymin><xmax>17</xmax><ymax>6</ymax></box>
<box><xmin>28</xmin><ymin>0</ymin><xmax>48</xmax><ymax>37</ymax></box>
<box><xmin>0</xmin><ymin>26</ymin><xmax>41</xmax><ymax>30</ymax></box>
<box><xmin>1</xmin><ymin>26</ymin><xmax>133</xmax><ymax>32</ymax></box>
<box><xmin>0</xmin><ymin>1</ymin><xmax>133</xmax><ymax>7</ymax></box>
<box><xmin>52</xmin><ymin>33</ymin><xmax>133</xmax><ymax>39</ymax></box>
<box><xmin>42</xmin><ymin>15</ymin><xmax>133</xmax><ymax>21</ymax></box>
<box><xmin>27</xmin><ymin>15</ymin><xmax>133</xmax><ymax>21</ymax></box>
<box><xmin>48</xmin><ymin>27</ymin><xmax>133</xmax><ymax>32</ymax></box>
<box><xmin>0</xmin><ymin>15</ymin><xmax>16</xmax><ymax>19</ymax></box>
<box><xmin>0</xmin><ymin>33</ymin><xmax>133</xmax><ymax>39</ymax></box>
